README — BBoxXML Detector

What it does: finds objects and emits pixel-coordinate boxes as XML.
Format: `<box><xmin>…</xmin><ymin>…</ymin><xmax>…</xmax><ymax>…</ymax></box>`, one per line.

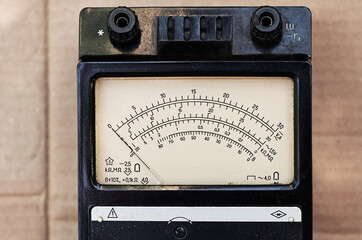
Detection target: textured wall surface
<box><xmin>0</xmin><ymin>0</ymin><xmax>361</xmax><ymax>239</ymax></box>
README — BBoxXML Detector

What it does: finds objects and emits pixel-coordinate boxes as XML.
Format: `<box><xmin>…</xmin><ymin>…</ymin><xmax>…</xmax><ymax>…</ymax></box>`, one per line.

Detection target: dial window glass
<box><xmin>95</xmin><ymin>77</ymin><xmax>294</xmax><ymax>186</ymax></box>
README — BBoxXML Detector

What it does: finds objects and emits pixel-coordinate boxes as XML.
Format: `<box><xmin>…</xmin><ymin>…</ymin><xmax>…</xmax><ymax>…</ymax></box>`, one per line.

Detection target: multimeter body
<box><xmin>78</xmin><ymin>6</ymin><xmax>312</xmax><ymax>240</ymax></box>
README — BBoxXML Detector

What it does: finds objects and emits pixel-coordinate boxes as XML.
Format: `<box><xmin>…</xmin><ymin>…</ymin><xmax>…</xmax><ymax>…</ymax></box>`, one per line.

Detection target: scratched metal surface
<box><xmin>0</xmin><ymin>0</ymin><xmax>361</xmax><ymax>239</ymax></box>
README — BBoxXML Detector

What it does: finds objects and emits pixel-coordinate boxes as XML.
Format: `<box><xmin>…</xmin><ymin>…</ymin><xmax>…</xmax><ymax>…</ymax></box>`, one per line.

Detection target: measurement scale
<box><xmin>78</xmin><ymin>6</ymin><xmax>312</xmax><ymax>240</ymax></box>
<box><xmin>96</xmin><ymin>77</ymin><xmax>294</xmax><ymax>186</ymax></box>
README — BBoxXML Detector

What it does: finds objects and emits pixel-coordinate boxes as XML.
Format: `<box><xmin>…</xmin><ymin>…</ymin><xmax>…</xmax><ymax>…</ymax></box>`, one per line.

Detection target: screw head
<box><xmin>174</xmin><ymin>226</ymin><xmax>187</xmax><ymax>239</ymax></box>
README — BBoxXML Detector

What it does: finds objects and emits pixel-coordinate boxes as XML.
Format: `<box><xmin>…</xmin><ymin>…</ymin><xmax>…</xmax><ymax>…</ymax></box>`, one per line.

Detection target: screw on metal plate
<box><xmin>174</xmin><ymin>226</ymin><xmax>187</xmax><ymax>239</ymax></box>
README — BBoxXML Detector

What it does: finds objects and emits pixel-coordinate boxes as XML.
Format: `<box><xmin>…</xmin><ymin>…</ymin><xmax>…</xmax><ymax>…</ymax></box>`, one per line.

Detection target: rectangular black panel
<box><xmin>91</xmin><ymin>222</ymin><xmax>302</xmax><ymax>240</ymax></box>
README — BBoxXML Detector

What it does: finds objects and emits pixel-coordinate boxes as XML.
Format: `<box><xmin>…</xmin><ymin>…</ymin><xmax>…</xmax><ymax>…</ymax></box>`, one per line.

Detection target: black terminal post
<box><xmin>250</xmin><ymin>6</ymin><xmax>282</xmax><ymax>45</ymax></box>
<box><xmin>108</xmin><ymin>7</ymin><xmax>140</xmax><ymax>44</ymax></box>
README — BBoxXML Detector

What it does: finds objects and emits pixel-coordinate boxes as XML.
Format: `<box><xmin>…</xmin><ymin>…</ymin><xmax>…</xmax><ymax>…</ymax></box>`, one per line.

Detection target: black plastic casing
<box><xmin>78</xmin><ymin>6</ymin><xmax>312</xmax><ymax>240</ymax></box>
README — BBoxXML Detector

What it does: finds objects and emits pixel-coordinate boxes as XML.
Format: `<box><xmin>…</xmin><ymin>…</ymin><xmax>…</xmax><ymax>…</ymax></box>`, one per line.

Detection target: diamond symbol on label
<box><xmin>271</xmin><ymin>210</ymin><xmax>287</xmax><ymax>219</ymax></box>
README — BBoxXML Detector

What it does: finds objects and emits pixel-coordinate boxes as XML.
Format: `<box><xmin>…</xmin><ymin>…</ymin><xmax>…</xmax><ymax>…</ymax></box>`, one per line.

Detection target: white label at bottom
<box><xmin>91</xmin><ymin>206</ymin><xmax>301</xmax><ymax>223</ymax></box>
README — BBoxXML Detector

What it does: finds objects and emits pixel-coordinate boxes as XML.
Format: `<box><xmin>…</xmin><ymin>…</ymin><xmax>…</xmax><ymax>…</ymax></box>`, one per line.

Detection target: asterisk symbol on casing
<box><xmin>97</xmin><ymin>30</ymin><xmax>104</xmax><ymax>36</ymax></box>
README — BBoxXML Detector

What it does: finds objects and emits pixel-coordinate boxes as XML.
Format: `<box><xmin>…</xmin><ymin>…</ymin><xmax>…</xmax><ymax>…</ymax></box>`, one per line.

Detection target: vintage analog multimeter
<box><xmin>78</xmin><ymin>6</ymin><xmax>312</xmax><ymax>240</ymax></box>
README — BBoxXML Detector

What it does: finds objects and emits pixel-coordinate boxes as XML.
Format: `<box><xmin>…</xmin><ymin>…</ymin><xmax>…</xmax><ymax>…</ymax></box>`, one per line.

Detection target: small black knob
<box><xmin>108</xmin><ymin>7</ymin><xmax>140</xmax><ymax>44</ymax></box>
<box><xmin>250</xmin><ymin>6</ymin><xmax>282</xmax><ymax>45</ymax></box>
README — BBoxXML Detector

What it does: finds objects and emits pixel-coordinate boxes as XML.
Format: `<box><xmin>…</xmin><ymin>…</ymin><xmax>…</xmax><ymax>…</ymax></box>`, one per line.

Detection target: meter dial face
<box><xmin>95</xmin><ymin>77</ymin><xmax>294</xmax><ymax>186</ymax></box>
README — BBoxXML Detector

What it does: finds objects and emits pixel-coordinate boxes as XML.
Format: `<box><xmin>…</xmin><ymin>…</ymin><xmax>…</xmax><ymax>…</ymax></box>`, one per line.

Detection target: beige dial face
<box><xmin>95</xmin><ymin>77</ymin><xmax>294</xmax><ymax>186</ymax></box>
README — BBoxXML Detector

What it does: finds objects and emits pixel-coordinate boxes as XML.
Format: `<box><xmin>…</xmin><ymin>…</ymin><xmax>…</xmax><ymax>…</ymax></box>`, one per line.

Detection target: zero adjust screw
<box><xmin>174</xmin><ymin>226</ymin><xmax>187</xmax><ymax>239</ymax></box>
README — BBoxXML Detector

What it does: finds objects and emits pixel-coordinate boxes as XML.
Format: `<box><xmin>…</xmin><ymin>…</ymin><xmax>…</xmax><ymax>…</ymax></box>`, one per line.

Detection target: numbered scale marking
<box><xmin>95</xmin><ymin>77</ymin><xmax>294</xmax><ymax>185</ymax></box>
